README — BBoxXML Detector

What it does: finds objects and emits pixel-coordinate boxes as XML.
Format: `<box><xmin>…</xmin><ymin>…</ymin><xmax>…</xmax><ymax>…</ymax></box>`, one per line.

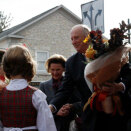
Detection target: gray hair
<box><xmin>71</xmin><ymin>24</ymin><xmax>90</xmax><ymax>37</ymax></box>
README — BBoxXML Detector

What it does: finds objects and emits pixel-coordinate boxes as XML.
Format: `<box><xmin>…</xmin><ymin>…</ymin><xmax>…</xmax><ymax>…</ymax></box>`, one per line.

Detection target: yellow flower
<box><xmin>85</xmin><ymin>47</ymin><xmax>96</xmax><ymax>59</ymax></box>
<box><xmin>83</xmin><ymin>34</ymin><xmax>91</xmax><ymax>44</ymax></box>
<box><xmin>103</xmin><ymin>39</ymin><xmax>108</xmax><ymax>43</ymax></box>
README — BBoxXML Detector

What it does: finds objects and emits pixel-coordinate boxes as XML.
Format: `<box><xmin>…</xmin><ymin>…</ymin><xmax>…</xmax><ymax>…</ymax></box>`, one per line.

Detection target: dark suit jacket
<box><xmin>40</xmin><ymin>77</ymin><xmax>82</xmax><ymax>131</ymax></box>
<box><xmin>120</xmin><ymin>63</ymin><xmax>131</xmax><ymax>130</ymax></box>
<box><xmin>50</xmin><ymin>52</ymin><xmax>92</xmax><ymax>110</ymax></box>
<box><xmin>40</xmin><ymin>79</ymin><xmax>56</xmax><ymax>103</ymax></box>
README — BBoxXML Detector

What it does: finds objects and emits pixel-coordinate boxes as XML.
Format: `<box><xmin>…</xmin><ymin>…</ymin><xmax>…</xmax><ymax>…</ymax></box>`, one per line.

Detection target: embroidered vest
<box><xmin>0</xmin><ymin>86</ymin><xmax>38</xmax><ymax>128</ymax></box>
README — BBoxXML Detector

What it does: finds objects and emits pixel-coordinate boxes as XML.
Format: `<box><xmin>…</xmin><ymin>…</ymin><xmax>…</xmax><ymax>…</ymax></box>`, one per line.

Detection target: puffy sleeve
<box><xmin>32</xmin><ymin>89</ymin><xmax>57</xmax><ymax>131</ymax></box>
<box><xmin>84</xmin><ymin>64</ymin><xmax>93</xmax><ymax>93</ymax></box>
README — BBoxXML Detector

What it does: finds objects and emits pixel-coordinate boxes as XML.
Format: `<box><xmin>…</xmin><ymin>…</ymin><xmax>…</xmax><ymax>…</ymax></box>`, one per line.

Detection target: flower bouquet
<box><xmin>83</xmin><ymin>21</ymin><xmax>131</xmax><ymax>115</ymax></box>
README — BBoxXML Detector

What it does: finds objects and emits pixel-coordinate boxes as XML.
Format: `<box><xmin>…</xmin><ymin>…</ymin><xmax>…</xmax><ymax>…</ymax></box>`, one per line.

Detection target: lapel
<box><xmin>72</xmin><ymin>53</ymin><xmax>87</xmax><ymax>80</ymax></box>
<box><xmin>46</xmin><ymin>79</ymin><xmax>56</xmax><ymax>97</ymax></box>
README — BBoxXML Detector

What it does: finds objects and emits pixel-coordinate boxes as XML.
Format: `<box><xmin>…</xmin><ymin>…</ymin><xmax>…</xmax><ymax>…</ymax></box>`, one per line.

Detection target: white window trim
<box><xmin>35</xmin><ymin>50</ymin><xmax>49</xmax><ymax>75</ymax></box>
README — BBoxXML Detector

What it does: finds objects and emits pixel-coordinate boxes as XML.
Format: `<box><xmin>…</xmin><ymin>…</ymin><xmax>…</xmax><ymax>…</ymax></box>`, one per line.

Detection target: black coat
<box><xmin>121</xmin><ymin>63</ymin><xmax>131</xmax><ymax>131</ymax></box>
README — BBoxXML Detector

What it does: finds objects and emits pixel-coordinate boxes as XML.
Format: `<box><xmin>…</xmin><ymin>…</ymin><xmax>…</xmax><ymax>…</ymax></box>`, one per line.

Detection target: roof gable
<box><xmin>0</xmin><ymin>5</ymin><xmax>81</xmax><ymax>41</ymax></box>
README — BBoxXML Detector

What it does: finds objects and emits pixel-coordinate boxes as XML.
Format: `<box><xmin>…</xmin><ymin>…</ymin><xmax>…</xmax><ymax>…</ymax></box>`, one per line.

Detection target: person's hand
<box><xmin>56</xmin><ymin>103</ymin><xmax>73</xmax><ymax>116</ymax></box>
<box><xmin>49</xmin><ymin>105</ymin><xmax>56</xmax><ymax>113</ymax></box>
<box><xmin>62</xmin><ymin>103</ymin><xmax>73</xmax><ymax>110</ymax></box>
<box><xmin>101</xmin><ymin>82</ymin><xmax>124</xmax><ymax>95</ymax></box>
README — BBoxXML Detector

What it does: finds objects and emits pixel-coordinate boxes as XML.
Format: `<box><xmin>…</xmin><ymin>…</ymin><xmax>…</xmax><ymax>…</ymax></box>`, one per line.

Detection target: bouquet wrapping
<box><xmin>85</xmin><ymin>45</ymin><xmax>131</xmax><ymax>86</ymax></box>
<box><xmin>84</xmin><ymin>45</ymin><xmax>131</xmax><ymax>114</ymax></box>
<box><xmin>83</xmin><ymin>21</ymin><xmax>131</xmax><ymax>114</ymax></box>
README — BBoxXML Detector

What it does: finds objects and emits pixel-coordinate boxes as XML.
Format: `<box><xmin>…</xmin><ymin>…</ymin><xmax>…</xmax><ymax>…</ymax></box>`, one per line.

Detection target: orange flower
<box><xmin>85</xmin><ymin>47</ymin><xmax>96</xmax><ymax>59</ymax></box>
<box><xmin>103</xmin><ymin>39</ymin><xmax>108</xmax><ymax>43</ymax></box>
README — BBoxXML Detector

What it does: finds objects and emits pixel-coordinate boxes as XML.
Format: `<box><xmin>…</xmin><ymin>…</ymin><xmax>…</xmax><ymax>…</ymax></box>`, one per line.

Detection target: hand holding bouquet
<box><xmin>83</xmin><ymin>21</ymin><xmax>131</xmax><ymax>115</ymax></box>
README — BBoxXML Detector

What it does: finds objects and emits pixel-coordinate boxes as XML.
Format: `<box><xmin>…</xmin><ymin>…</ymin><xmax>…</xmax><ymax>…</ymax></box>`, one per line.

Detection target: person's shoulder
<box><xmin>39</xmin><ymin>79</ymin><xmax>52</xmax><ymax>88</ymax></box>
<box><xmin>40</xmin><ymin>79</ymin><xmax>52</xmax><ymax>85</ymax></box>
<box><xmin>67</xmin><ymin>53</ymin><xmax>84</xmax><ymax>65</ymax></box>
<box><xmin>28</xmin><ymin>85</ymin><xmax>38</xmax><ymax>91</ymax></box>
<box><xmin>67</xmin><ymin>52</ymin><xmax>81</xmax><ymax>62</ymax></box>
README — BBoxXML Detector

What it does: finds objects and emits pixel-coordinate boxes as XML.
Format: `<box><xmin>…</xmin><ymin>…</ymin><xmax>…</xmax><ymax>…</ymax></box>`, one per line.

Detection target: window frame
<box><xmin>35</xmin><ymin>50</ymin><xmax>49</xmax><ymax>74</ymax></box>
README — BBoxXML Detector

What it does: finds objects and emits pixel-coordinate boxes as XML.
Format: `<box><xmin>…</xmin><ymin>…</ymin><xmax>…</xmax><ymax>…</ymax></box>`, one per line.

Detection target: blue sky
<box><xmin>1</xmin><ymin>0</ymin><xmax>131</xmax><ymax>38</ymax></box>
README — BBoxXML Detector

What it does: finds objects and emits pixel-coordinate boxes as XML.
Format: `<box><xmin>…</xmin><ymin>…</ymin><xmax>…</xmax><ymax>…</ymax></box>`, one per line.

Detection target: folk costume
<box><xmin>0</xmin><ymin>79</ymin><xmax>57</xmax><ymax>131</ymax></box>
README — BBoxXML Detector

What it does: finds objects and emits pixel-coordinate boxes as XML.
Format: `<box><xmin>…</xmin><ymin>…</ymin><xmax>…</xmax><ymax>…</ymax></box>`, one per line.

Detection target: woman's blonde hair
<box><xmin>45</xmin><ymin>54</ymin><xmax>66</xmax><ymax>73</ymax></box>
<box><xmin>2</xmin><ymin>45</ymin><xmax>36</xmax><ymax>82</ymax></box>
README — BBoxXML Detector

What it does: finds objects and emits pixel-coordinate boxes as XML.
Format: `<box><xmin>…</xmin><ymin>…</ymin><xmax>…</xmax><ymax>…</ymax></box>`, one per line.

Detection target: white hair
<box><xmin>71</xmin><ymin>24</ymin><xmax>90</xmax><ymax>36</ymax></box>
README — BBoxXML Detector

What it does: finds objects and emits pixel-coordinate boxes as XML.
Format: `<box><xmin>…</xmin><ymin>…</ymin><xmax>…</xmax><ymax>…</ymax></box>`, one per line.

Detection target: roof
<box><xmin>0</xmin><ymin>5</ymin><xmax>81</xmax><ymax>41</ymax></box>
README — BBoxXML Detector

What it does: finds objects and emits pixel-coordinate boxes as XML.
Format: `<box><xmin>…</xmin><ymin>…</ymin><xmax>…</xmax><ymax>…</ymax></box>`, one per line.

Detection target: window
<box><xmin>36</xmin><ymin>51</ymin><xmax>49</xmax><ymax>73</ymax></box>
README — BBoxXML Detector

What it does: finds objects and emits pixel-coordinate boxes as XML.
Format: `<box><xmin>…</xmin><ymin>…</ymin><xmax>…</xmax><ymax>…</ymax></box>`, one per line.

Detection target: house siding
<box><xmin>0</xmin><ymin>7</ymin><xmax>81</xmax><ymax>85</ymax></box>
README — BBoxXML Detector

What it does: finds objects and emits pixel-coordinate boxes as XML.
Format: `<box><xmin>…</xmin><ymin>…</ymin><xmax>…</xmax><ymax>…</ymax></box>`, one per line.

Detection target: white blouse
<box><xmin>2</xmin><ymin>79</ymin><xmax>57</xmax><ymax>131</ymax></box>
<box><xmin>84</xmin><ymin>65</ymin><xmax>93</xmax><ymax>93</ymax></box>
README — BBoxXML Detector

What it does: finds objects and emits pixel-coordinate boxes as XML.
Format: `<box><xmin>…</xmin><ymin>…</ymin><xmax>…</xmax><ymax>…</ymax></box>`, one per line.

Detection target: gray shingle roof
<box><xmin>0</xmin><ymin>6</ymin><xmax>58</xmax><ymax>39</ymax></box>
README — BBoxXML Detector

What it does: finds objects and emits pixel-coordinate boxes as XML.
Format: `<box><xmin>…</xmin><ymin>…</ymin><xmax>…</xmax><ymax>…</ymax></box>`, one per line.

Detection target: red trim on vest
<box><xmin>0</xmin><ymin>75</ymin><xmax>5</xmax><ymax>82</ymax></box>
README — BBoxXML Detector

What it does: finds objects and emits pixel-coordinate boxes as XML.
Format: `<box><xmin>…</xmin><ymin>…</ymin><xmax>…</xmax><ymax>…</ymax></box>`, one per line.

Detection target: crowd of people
<box><xmin>0</xmin><ymin>23</ymin><xmax>130</xmax><ymax>131</ymax></box>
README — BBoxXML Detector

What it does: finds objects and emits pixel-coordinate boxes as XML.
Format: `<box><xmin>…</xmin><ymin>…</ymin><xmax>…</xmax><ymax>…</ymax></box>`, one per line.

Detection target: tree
<box><xmin>0</xmin><ymin>11</ymin><xmax>12</xmax><ymax>33</ymax></box>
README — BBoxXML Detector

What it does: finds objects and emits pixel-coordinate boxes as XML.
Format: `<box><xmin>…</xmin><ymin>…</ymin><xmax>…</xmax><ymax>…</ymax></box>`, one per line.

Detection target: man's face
<box><xmin>71</xmin><ymin>27</ymin><xmax>88</xmax><ymax>53</ymax></box>
<box><xmin>49</xmin><ymin>63</ymin><xmax>65</xmax><ymax>81</ymax></box>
